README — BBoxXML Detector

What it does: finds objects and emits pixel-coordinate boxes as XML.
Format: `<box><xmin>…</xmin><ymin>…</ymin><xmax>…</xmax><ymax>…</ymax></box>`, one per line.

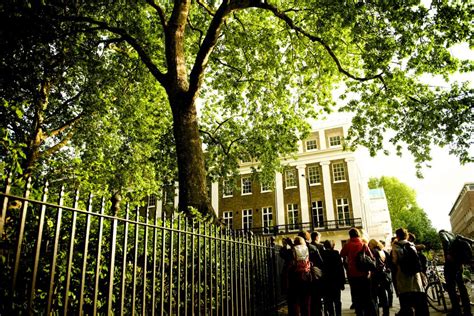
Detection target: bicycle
<box><xmin>424</xmin><ymin>258</ymin><xmax>449</xmax><ymax>312</ymax></box>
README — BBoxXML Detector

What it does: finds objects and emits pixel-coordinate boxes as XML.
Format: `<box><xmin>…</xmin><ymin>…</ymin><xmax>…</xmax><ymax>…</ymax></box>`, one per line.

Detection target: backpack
<box><xmin>398</xmin><ymin>242</ymin><xmax>422</xmax><ymax>276</ymax></box>
<box><xmin>293</xmin><ymin>245</ymin><xmax>312</xmax><ymax>283</ymax></box>
<box><xmin>450</xmin><ymin>235</ymin><xmax>473</xmax><ymax>264</ymax></box>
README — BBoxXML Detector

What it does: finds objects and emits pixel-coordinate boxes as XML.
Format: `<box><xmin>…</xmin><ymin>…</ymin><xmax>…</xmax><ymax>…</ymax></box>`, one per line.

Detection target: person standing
<box><xmin>309</xmin><ymin>231</ymin><xmax>325</xmax><ymax>316</ymax></box>
<box><xmin>439</xmin><ymin>230</ymin><xmax>473</xmax><ymax>316</ymax></box>
<box><xmin>391</xmin><ymin>228</ymin><xmax>429</xmax><ymax>316</ymax></box>
<box><xmin>296</xmin><ymin>231</ymin><xmax>324</xmax><ymax>316</ymax></box>
<box><xmin>340</xmin><ymin>227</ymin><xmax>377</xmax><ymax>316</ymax></box>
<box><xmin>292</xmin><ymin>236</ymin><xmax>312</xmax><ymax>316</ymax></box>
<box><xmin>322</xmin><ymin>240</ymin><xmax>345</xmax><ymax>316</ymax></box>
<box><xmin>280</xmin><ymin>237</ymin><xmax>297</xmax><ymax>315</ymax></box>
<box><xmin>368</xmin><ymin>239</ymin><xmax>391</xmax><ymax>316</ymax></box>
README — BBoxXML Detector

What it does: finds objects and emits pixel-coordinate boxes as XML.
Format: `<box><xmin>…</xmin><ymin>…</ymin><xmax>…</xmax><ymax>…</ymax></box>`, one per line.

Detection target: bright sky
<box><xmin>355</xmin><ymin>146</ymin><xmax>474</xmax><ymax>231</ymax></box>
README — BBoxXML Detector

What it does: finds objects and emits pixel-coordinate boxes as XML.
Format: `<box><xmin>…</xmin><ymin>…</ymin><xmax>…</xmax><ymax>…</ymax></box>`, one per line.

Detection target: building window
<box><xmin>329</xmin><ymin>135</ymin><xmax>342</xmax><ymax>147</ymax></box>
<box><xmin>287</xmin><ymin>203</ymin><xmax>299</xmax><ymax>231</ymax></box>
<box><xmin>307</xmin><ymin>166</ymin><xmax>321</xmax><ymax>185</ymax></box>
<box><xmin>147</xmin><ymin>194</ymin><xmax>157</xmax><ymax>208</ymax></box>
<box><xmin>285</xmin><ymin>169</ymin><xmax>297</xmax><ymax>188</ymax></box>
<box><xmin>241</xmin><ymin>176</ymin><xmax>252</xmax><ymax>195</ymax></box>
<box><xmin>336</xmin><ymin>198</ymin><xmax>351</xmax><ymax>227</ymax></box>
<box><xmin>261</xmin><ymin>181</ymin><xmax>272</xmax><ymax>193</ymax></box>
<box><xmin>242</xmin><ymin>209</ymin><xmax>253</xmax><ymax>230</ymax></box>
<box><xmin>306</xmin><ymin>139</ymin><xmax>318</xmax><ymax>151</ymax></box>
<box><xmin>223</xmin><ymin>180</ymin><xmax>233</xmax><ymax>197</ymax></box>
<box><xmin>332</xmin><ymin>163</ymin><xmax>346</xmax><ymax>182</ymax></box>
<box><xmin>311</xmin><ymin>201</ymin><xmax>324</xmax><ymax>228</ymax></box>
<box><xmin>262</xmin><ymin>207</ymin><xmax>273</xmax><ymax>234</ymax></box>
<box><xmin>223</xmin><ymin>211</ymin><xmax>233</xmax><ymax>228</ymax></box>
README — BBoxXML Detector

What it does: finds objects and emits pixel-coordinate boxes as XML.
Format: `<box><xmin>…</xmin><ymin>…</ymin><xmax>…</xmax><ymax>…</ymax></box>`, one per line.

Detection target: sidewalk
<box><xmin>277</xmin><ymin>286</ymin><xmax>447</xmax><ymax>315</ymax></box>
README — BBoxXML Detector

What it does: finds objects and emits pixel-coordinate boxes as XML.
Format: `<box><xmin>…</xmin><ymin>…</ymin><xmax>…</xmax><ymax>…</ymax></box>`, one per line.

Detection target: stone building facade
<box><xmin>148</xmin><ymin>121</ymin><xmax>392</xmax><ymax>249</ymax></box>
<box><xmin>210</xmin><ymin>121</ymin><xmax>375</xmax><ymax>249</ymax></box>
<box><xmin>449</xmin><ymin>182</ymin><xmax>474</xmax><ymax>238</ymax></box>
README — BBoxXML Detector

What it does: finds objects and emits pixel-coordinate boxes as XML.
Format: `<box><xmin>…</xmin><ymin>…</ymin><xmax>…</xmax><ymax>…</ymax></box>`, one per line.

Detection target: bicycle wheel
<box><xmin>425</xmin><ymin>281</ymin><xmax>448</xmax><ymax>312</ymax></box>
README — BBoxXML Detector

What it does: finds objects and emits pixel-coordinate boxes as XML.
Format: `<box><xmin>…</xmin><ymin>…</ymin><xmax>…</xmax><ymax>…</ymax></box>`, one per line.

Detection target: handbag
<box><xmin>356</xmin><ymin>245</ymin><xmax>376</xmax><ymax>272</ymax></box>
<box><xmin>311</xmin><ymin>265</ymin><xmax>323</xmax><ymax>280</ymax></box>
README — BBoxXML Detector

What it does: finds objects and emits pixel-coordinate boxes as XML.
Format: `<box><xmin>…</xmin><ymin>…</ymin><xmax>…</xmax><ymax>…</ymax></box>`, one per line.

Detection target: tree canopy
<box><xmin>1</xmin><ymin>1</ymin><xmax>472</xmax><ymax>218</ymax></box>
<box><xmin>369</xmin><ymin>176</ymin><xmax>440</xmax><ymax>249</ymax></box>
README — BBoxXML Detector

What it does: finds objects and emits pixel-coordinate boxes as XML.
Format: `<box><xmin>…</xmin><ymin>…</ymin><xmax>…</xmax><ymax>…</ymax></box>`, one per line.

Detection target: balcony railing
<box><xmin>237</xmin><ymin>217</ymin><xmax>363</xmax><ymax>236</ymax></box>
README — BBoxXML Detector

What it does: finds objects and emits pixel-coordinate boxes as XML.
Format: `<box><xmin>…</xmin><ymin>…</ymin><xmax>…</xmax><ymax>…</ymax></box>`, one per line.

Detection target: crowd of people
<box><xmin>279</xmin><ymin>227</ymin><xmax>472</xmax><ymax>316</ymax></box>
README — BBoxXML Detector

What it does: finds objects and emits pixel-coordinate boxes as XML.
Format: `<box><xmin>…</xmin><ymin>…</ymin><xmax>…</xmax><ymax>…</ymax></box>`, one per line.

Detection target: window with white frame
<box><xmin>262</xmin><ymin>207</ymin><xmax>273</xmax><ymax>233</ymax></box>
<box><xmin>241</xmin><ymin>176</ymin><xmax>252</xmax><ymax>195</ymax></box>
<box><xmin>332</xmin><ymin>163</ymin><xmax>346</xmax><ymax>182</ymax></box>
<box><xmin>261</xmin><ymin>181</ymin><xmax>272</xmax><ymax>192</ymax></box>
<box><xmin>329</xmin><ymin>135</ymin><xmax>342</xmax><ymax>147</ymax></box>
<box><xmin>223</xmin><ymin>180</ymin><xmax>233</xmax><ymax>197</ymax></box>
<box><xmin>306</xmin><ymin>139</ymin><xmax>318</xmax><ymax>151</ymax></box>
<box><xmin>311</xmin><ymin>201</ymin><xmax>324</xmax><ymax>228</ymax></box>
<box><xmin>242</xmin><ymin>209</ymin><xmax>253</xmax><ymax>230</ymax></box>
<box><xmin>147</xmin><ymin>194</ymin><xmax>157</xmax><ymax>208</ymax></box>
<box><xmin>287</xmin><ymin>203</ymin><xmax>299</xmax><ymax>230</ymax></box>
<box><xmin>285</xmin><ymin>169</ymin><xmax>297</xmax><ymax>188</ymax></box>
<box><xmin>307</xmin><ymin>166</ymin><xmax>321</xmax><ymax>185</ymax></box>
<box><xmin>336</xmin><ymin>198</ymin><xmax>351</xmax><ymax>226</ymax></box>
<box><xmin>223</xmin><ymin>211</ymin><xmax>233</xmax><ymax>228</ymax></box>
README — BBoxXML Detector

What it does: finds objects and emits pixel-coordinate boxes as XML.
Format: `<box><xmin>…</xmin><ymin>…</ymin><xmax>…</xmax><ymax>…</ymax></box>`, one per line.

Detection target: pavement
<box><xmin>277</xmin><ymin>286</ymin><xmax>447</xmax><ymax>315</ymax></box>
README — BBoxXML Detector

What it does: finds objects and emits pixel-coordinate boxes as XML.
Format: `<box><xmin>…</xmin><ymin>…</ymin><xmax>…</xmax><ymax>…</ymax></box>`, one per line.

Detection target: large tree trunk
<box><xmin>170</xmin><ymin>95</ymin><xmax>215</xmax><ymax>220</ymax></box>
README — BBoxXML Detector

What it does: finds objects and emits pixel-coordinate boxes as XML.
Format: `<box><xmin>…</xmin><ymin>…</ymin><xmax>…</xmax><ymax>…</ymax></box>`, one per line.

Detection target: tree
<box><xmin>3</xmin><ymin>1</ymin><xmax>472</xmax><ymax>219</ymax></box>
<box><xmin>1</xmin><ymin>3</ymin><xmax>177</xmax><ymax>203</ymax></box>
<box><xmin>369</xmin><ymin>176</ymin><xmax>440</xmax><ymax>248</ymax></box>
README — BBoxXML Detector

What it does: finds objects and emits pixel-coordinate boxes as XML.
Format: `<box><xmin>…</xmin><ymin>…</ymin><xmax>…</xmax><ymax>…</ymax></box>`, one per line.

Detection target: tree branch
<box><xmin>255</xmin><ymin>2</ymin><xmax>384</xmax><ymax>82</ymax></box>
<box><xmin>196</xmin><ymin>0</ymin><xmax>215</xmax><ymax>16</ymax></box>
<box><xmin>188</xmin><ymin>2</ymin><xmax>234</xmax><ymax>98</ymax></box>
<box><xmin>48</xmin><ymin>112</ymin><xmax>84</xmax><ymax>138</ymax></box>
<box><xmin>145</xmin><ymin>0</ymin><xmax>168</xmax><ymax>28</ymax></box>
<box><xmin>61</xmin><ymin>15</ymin><xmax>167</xmax><ymax>86</ymax></box>
<box><xmin>211</xmin><ymin>57</ymin><xmax>243</xmax><ymax>79</ymax></box>
<box><xmin>42</xmin><ymin>128</ymin><xmax>76</xmax><ymax>158</ymax></box>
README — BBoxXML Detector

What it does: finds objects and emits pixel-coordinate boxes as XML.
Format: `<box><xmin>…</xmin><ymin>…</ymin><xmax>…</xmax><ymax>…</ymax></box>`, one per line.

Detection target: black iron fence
<box><xmin>239</xmin><ymin>218</ymin><xmax>363</xmax><ymax>235</ymax></box>
<box><xmin>0</xmin><ymin>175</ymin><xmax>281</xmax><ymax>315</ymax></box>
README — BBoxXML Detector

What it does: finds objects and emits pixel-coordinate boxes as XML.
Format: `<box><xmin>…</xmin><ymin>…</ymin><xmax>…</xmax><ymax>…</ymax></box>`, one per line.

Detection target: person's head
<box><xmin>294</xmin><ymin>236</ymin><xmax>305</xmax><ymax>246</ymax></box>
<box><xmin>391</xmin><ymin>236</ymin><xmax>397</xmax><ymax>243</ymax></box>
<box><xmin>369</xmin><ymin>239</ymin><xmax>383</xmax><ymax>250</ymax></box>
<box><xmin>408</xmin><ymin>233</ymin><xmax>416</xmax><ymax>243</ymax></box>
<box><xmin>380</xmin><ymin>240</ymin><xmax>386</xmax><ymax>247</ymax></box>
<box><xmin>395</xmin><ymin>228</ymin><xmax>408</xmax><ymax>241</ymax></box>
<box><xmin>348</xmin><ymin>227</ymin><xmax>361</xmax><ymax>238</ymax></box>
<box><xmin>298</xmin><ymin>231</ymin><xmax>310</xmax><ymax>242</ymax></box>
<box><xmin>324</xmin><ymin>240</ymin><xmax>335</xmax><ymax>250</ymax></box>
<box><xmin>311</xmin><ymin>231</ymin><xmax>321</xmax><ymax>243</ymax></box>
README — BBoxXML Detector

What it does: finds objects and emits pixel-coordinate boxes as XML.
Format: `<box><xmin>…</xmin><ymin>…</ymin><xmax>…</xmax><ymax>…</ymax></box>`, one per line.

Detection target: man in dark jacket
<box><xmin>439</xmin><ymin>230</ymin><xmax>472</xmax><ymax>316</ymax></box>
<box><xmin>310</xmin><ymin>231</ymin><xmax>325</xmax><ymax>316</ymax></box>
<box><xmin>322</xmin><ymin>240</ymin><xmax>345</xmax><ymax>316</ymax></box>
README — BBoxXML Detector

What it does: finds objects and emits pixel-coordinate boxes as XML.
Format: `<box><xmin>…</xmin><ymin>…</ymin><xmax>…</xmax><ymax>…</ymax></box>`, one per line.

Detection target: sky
<box><xmin>355</xmin><ymin>146</ymin><xmax>473</xmax><ymax>231</ymax></box>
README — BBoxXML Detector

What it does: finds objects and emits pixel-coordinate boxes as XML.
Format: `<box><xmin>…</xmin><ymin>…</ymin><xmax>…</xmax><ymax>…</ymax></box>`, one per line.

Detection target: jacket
<box><xmin>391</xmin><ymin>240</ymin><xmax>424</xmax><ymax>294</ymax></box>
<box><xmin>340</xmin><ymin>237</ymin><xmax>371</xmax><ymax>278</ymax></box>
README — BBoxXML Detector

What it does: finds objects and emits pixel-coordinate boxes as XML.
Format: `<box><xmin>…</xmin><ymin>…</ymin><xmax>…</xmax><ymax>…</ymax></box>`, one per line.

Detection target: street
<box><xmin>277</xmin><ymin>286</ymin><xmax>447</xmax><ymax>315</ymax></box>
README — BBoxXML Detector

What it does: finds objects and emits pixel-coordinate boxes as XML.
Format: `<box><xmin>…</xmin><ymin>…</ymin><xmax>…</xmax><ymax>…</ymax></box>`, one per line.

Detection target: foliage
<box><xmin>1</xmin><ymin>0</ymin><xmax>473</xmax><ymax>216</ymax></box>
<box><xmin>0</xmin><ymin>2</ymin><xmax>176</xmax><ymax>200</ymax></box>
<box><xmin>368</xmin><ymin>176</ymin><xmax>441</xmax><ymax>249</ymax></box>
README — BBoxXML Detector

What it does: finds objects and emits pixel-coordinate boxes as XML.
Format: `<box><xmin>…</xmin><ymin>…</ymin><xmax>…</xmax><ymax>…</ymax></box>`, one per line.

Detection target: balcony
<box><xmin>237</xmin><ymin>217</ymin><xmax>363</xmax><ymax>235</ymax></box>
